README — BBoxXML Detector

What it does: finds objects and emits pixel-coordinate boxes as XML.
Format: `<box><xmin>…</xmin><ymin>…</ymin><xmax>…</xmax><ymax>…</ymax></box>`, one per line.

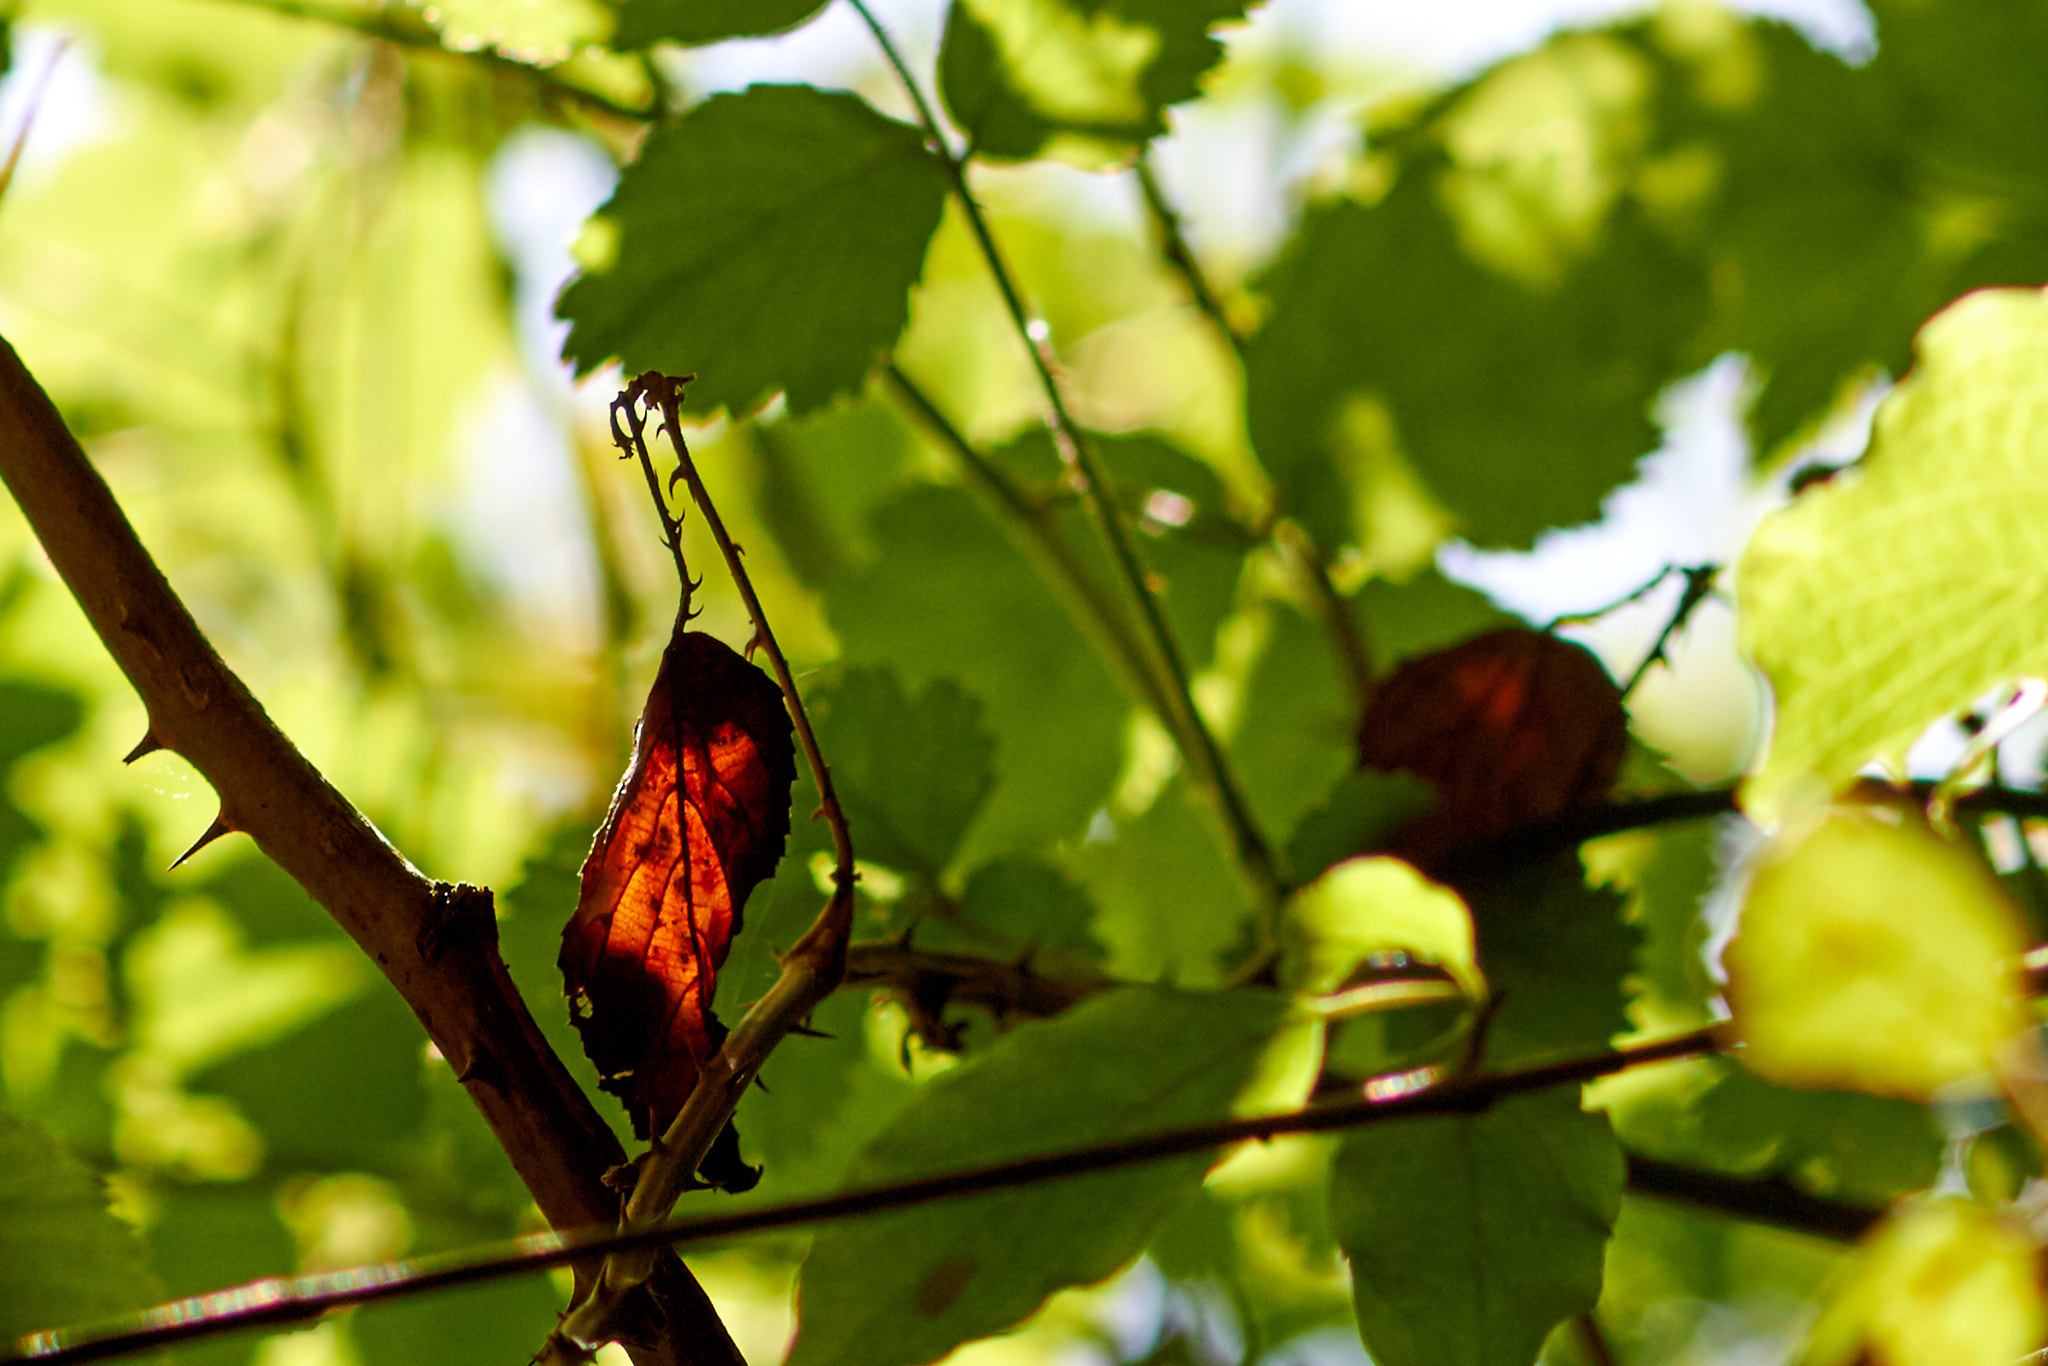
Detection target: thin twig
<box><xmin>1623</xmin><ymin>565</ymin><xmax>1719</xmax><ymax>699</ymax></box>
<box><xmin>1571</xmin><ymin>1313</ymin><xmax>1619</xmax><ymax>1366</ymax></box>
<box><xmin>9</xmin><ymin>1026</ymin><xmax>1730</xmax><ymax>1366</ymax></box>
<box><xmin>849</xmin><ymin>0</ymin><xmax>1287</xmax><ymax>914</ymax></box>
<box><xmin>549</xmin><ymin>374</ymin><xmax>858</xmax><ymax>1358</ymax></box>
<box><xmin>1622</xmin><ymin>1153</ymin><xmax>1881</xmax><ymax>1242</ymax></box>
<box><xmin>0</xmin><ymin>337</ymin><xmax>736</xmax><ymax>1366</ymax></box>
<box><xmin>1134</xmin><ymin>156</ymin><xmax>1241</xmax><ymax>355</ymax></box>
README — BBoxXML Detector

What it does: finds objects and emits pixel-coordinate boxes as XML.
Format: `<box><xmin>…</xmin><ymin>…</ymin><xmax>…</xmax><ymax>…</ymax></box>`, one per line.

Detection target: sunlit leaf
<box><xmin>560</xmin><ymin>617</ymin><xmax>796</xmax><ymax>1142</ymax></box>
<box><xmin>1742</xmin><ymin>287</ymin><xmax>2048</xmax><ymax>820</ymax></box>
<box><xmin>1067</xmin><ymin>779</ymin><xmax>1249</xmax><ymax>987</ymax></box>
<box><xmin>0</xmin><ymin>1110</ymin><xmax>159</xmax><ymax>1338</ymax></box>
<box><xmin>1800</xmin><ymin>1197</ymin><xmax>2044</xmax><ymax>1366</ymax></box>
<box><xmin>1282</xmin><ymin>855</ymin><xmax>1481</xmax><ymax>1002</ymax></box>
<box><xmin>1725</xmin><ymin>809</ymin><xmax>2029</xmax><ymax>1100</ymax></box>
<box><xmin>939</xmin><ymin>0</ymin><xmax>1249</xmax><ymax>162</ymax></box>
<box><xmin>559</xmin><ymin>85</ymin><xmax>949</xmax><ymax>417</ymax></box>
<box><xmin>1330</xmin><ymin>1087</ymin><xmax>1623</xmax><ymax>1366</ymax></box>
<box><xmin>789</xmin><ymin>987</ymin><xmax>1290</xmax><ymax>1366</ymax></box>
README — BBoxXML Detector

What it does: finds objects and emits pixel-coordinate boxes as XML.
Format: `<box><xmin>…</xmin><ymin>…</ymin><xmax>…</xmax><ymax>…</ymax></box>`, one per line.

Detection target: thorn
<box><xmin>169</xmin><ymin>811</ymin><xmax>235</xmax><ymax>869</ymax></box>
<box><xmin>1013</xmin><ymin>942</ymin><xmax>1041</xmax><ymax>973</ymax></box>
<box><xmin>752</xmin><ymin>1074</ymin><xmax>770</xmax><ymax>1093</ymax></box>
<box><xmin>122</xmin><ymin>731</ymin><xmax>164</xmax><ymax>765</ymax></box>
<box><xmin>788</xmin><ymin>1022</ymin><xmax>834</xmax><ymax>1040</ymax></box>
<box><xmin>892</xmin><ymin>919</ymin><xmax>918</xmax><ymax>949</ymax></box>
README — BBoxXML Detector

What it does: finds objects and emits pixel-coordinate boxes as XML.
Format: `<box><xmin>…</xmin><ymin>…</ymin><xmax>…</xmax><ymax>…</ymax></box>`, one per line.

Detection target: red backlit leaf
<box><xmin>1357</xmin><ymin>627</ymin><xmax>1626</xmax><ymax>869</ymax></box>
<box><xmin>560</xmin><ymin>614</ymin><xmax>797</xmax><ymax>1142</ymax></box>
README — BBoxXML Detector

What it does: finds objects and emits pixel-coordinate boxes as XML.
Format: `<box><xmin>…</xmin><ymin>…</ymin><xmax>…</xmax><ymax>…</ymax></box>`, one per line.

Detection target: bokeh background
<box><xmin>0</xmin><ymin>0</ymin><xmax>2016</xmax><ymax>1363</ymax></box>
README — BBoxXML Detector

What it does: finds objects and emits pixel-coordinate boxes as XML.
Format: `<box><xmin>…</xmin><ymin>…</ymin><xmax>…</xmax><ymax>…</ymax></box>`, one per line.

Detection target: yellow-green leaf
<box><xmin>1282</xmin><ymin>857</ymin><xmax>1484</xmax><ymax>1004</ymax></box>
<box><xmin>1726</xmin><ymin>810</ymin><xmax>2029</xmax><ymax>1099</ymax></box>
<box><xmin>1800</xmin><ymin>1198</ymin><xmax>2044</xmax><ymax>1366</ymax></box>
<box><xmin>1741</xmin><ymin>286</ymin><xmax>2048</xmax><ymax>822</ymax></box>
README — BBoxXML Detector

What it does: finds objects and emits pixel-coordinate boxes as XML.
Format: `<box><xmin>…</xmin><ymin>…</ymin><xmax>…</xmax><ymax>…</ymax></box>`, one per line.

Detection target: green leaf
<box><xmin>987</xmin><ymin>428</ymin><xmax>1250</xmax><ymax>672</ymax></box>
<box><xmin>1689</xmin><ymin>1067</ymin><xmax>1941</xmax><ymax>1205</ymax></box>
<box><xmin>816</xmin><ymin>667</ymin><xmax>996</xmax><ymax>878</ymax></box>
<box><xmin>1460</xmin><ymin>856</ymin><xmax>1638</xmax><ymax>1068</ymax></box>
<box><xmin>736</xmin><ymin>992</ymin><xmax>918</xmax><ymax>1196</ymax></box>
<box><xmin>1284</xmin><ymin>770</ymin><xmax>1435</xmax><ymax>885</ymax></box>
<box><xmin>147</xmin><ymin>1183</ymin><xmax>294</xmax><ymax>1366</ymax></box>
<box><xmin>824</xmin><ymin>485</ymin><xmax>1128</xmax><ymax>860</ymax></box>
<box><xmin>953</xmin><ymin>855</ymin><xmax>1102</xmax><ymax>959</ymax></box>
<box><xmin>354</xmin><ymin>1273</ymin><xmax>569</xmax><ymax>1366</ymax></box>
<box><xmin>1799</xmin><ymin>1198</ymin><xmax>2044</xmax><ymax>1366</ymax></box>
<box><xmin>1246</xmin><ymin>119</ymin><xmax>1709</xmax><ymax>551</ymax></box>
<box><xmin>189</xmin><ymin>991</ymin><xmax>430</xmax><ymax>1170</ymax></box>
<box><xmin>1740</xmin><ymin>287</ymin><xmax>2048</xmax><ymax>820</ymax></box>
<box><xmin>938</xmin><ymin>0</ymin><xmax>1249</xmax><ymax>163</ymax></box>
<box><xmin>1230</xmin><ymin>604</ymin><xmax>1356</xmax><ymax>845</ymax></box>
<box><xmin>1329</xmin><ymin>1088</ymin><xmax>1623</xmax><ymax>1366</ymax></box>
<box><xmin>1067</xmin><ymin>779</ymin><xmax>1249</xmax><ymax>987</ymax></box>
<box><xmin>614</xmin><ymin>0</ymin><xmax>828</xmax><ymax>49</ymax></box>
<box><xmin>0</xmin><ymin>1110</ymin><xmax>159</xmax><ymax>1339</ymax></box>
<box><xmin>750</xmin><ymin>398</ymin><xmax>922</xmax><ymax>591</ymax></box>
<box><xmin>1352</xmin><ymin>572</ymin><xmax>1514</xmax><ymax>672</ymax></box>
<box><xmin>1282</xmin><ymin>855</ymin><xmax>1481</xmax><ymax>1001</ymax></box>
<box><xmin>1725</xmin><ymin>811</ymin><xmax>2029</xmax><ymax>1100</ymax></box>
<box><xmin>559</xmin><ymin>86</ymin><xmax>948</xmax><ymax>417</ymax></box>
<box><xmin>789</xmin><ymin>987</ymin><xmax>1290</xmax><ymax>1366</ymax></box>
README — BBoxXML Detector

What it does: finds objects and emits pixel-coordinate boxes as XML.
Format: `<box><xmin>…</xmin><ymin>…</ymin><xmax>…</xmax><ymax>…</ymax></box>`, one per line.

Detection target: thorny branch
<box><xmin>546</xmin><ymin>374</ymin><xmax>858</xmax><ymax>1361</ymax></box>
<box><xmin>0</xmin><ymin>341</ymin><xmax>738</xmax><ymax>1366</ymax></box>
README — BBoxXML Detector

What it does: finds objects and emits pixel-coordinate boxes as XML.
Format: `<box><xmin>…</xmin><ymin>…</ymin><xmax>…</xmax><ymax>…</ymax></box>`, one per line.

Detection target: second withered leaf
<box><xmin>561</xmin><ymin>611</ymin><xmax>797</xmax><ymax>1176</ymax></box>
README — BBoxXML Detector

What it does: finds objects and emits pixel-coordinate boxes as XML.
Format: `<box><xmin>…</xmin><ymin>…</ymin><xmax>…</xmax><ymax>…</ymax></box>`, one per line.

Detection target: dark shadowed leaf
<box><xmin>1460</xmin><ymin>856</ymin><xmax>1638</xmax><ymax>1068</ymax></box>
<box><xmin>1284</xmin><ymin>770</ymin><xmax>1435</xmax><ymax>886</ymax></box>
<box><xmin>789</xmin><ymin>988</ymin><xmax>1289</xmax><ymax>1366</ymax></box>
<box><xmin>559</xmin><ymin>86</ymin><xmax>948</xmax><ymax>418</ymax></box>
<box><xmin>816</xmin><ymin>667</ymin><xmax>995</xmax><ymax>878</ymax></box>
<box><xmin>824</xmin><ymin>485</ymin><xmax>1127</xmax><ymax>861</ymax></box>
<box><xmin>614</xmin><ymin>0</ymin><xmax>828</xmax><ymax>49</ymax></box>
<box><xmin>0</xmin><ymin>1110</ymin><xmax>159</xmax><ymax>1338</ymax></box>
<box><xmin>560</xmin><ymin>618</ymin><xmax>796</xmax><ymax>1140</ymax></box>
<box><xmin>1331</xmin><ymin>1087</ymin><xmax>1622</xmax><ymax>1366</ymax></box>
<box><xmin>1246</xmin><ymin>169</ymin><xmax>1707</xmax><ymax>550</ymax></box>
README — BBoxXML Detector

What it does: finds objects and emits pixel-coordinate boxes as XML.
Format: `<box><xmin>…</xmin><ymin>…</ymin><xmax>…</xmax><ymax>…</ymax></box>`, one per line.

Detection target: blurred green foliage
<box><xmin>3</xmin><ymin>1</ymin><xmax>2048</xmax><ymax>1365</ymax></box>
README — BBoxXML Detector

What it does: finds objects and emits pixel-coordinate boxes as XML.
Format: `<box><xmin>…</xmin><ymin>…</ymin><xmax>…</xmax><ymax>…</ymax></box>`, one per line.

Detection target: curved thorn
<box><xmin>169</xmin><ymin>811</ymin><xmax>234</xmax><ymax>869</ymax></box>
<box><xmin>122</xmin><ymin>731</ymin><xmax>164</xmax><ymax>765</ymax></box>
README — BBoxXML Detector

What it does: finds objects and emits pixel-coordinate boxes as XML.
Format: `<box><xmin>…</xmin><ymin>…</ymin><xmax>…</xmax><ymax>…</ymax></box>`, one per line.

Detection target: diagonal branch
<box><xmin>0</xmin><ymin>335</ymin><xmax>739</xmax><ymax>1366</ymax></box>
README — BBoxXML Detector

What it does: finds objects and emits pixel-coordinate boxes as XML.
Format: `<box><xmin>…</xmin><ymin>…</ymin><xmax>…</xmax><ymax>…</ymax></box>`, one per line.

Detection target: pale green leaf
<box><xmin>1725</xmin><ymin>809</ymin><xmax>2029</xmax><ymax>1100</ymax></box>
<box><xmin>1741</xmin><ymin>287</ymin><xmax>2048</xmax><ymax>820</ymax></box>
<box><xmin>1800</xmin><ymin>1198</ymin><xmax>2044</xmax><ymax>1366</ymax></box>
<box><xmin>1282</xmin><ymin>856</ymin><xmax>1481</xmax><ymax>1002</ymax></box>
<box><xmin>1330</xmin><ymin>1088</ymin><xmax>1623</xmax><ymax>1366</ymax></box>
<box><xmin>789</xmin><ymin>988</ymin><xmax>1290</xmax><ymax>1366</ymax></box>
<box><xmin>939</xmin><ymin>0</ymin><xmax>1249</xmax><ymax>163</ymax></box>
